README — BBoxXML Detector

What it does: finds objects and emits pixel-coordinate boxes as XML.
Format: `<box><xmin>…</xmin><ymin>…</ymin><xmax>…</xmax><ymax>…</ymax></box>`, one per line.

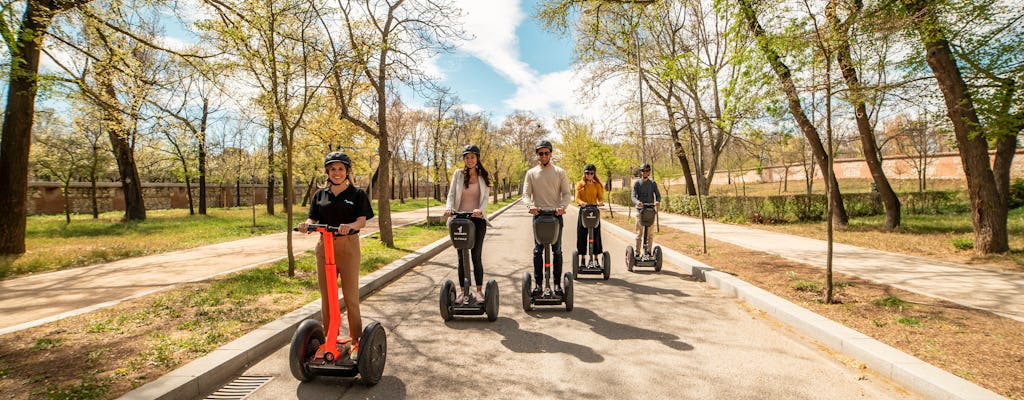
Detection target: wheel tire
<box><xmin>521</xmin><ymin>272</ymin><xmax>533</xmax><ymax>311</ymax></box>
<box><xmin>439</xmin><ymin>279</ymin><xmax>455</xmax><ymax>321</ymax></box>
<box><xmin>654</xmin><ymin>246</ymin><xmax>663</xmax><ymax>272</ymax></box>
<box><xmin>571</xmin><ymin>250</ymin><xmax>580</xmax><ymax>280</ymax></box>
<box><xmin>289</xmin><ymin>319</ymin><xmax>324</xmax><ymax>382</ymax></box>
<box><xmin>602</xmin><ymin>251</ymin><xmax>611</xmax><ymax>280</ymax></box>
<box><xmin>357</xmin><ymin>321</ymin><xmax>387</xmax><ymax>386</ymax></box>
<box><xmin>562</xmin><ymin>272</ymin><xmax>574</xmax><ymax>311</ymax></box>
<box><xmin>625</xmin><ymin>246</ymin><xmax>635</xmax><ymax>272</ymax></box>
<box><xmin>485</xmin><ymin>279</ymin><xmax>499</xmax><ymax>321</ymax></box>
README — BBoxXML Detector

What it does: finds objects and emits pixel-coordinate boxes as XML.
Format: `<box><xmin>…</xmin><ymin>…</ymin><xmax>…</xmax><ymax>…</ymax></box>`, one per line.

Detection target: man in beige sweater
<box><xmin>522</xmin><ymin>140</ymin><xmax>573</xmax><ymax>296</ymax></box>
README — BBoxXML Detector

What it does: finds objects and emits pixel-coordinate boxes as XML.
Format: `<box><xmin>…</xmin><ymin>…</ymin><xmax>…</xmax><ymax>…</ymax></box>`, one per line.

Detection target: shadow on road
<box><xmin>533</xmin><ymin>307</ymin><xmax>694</xmax><ymax>352</ymax></box>
<box><xmin>296</xmin><ymin>374</ymin><xmax>407</xmax><ymax>399</ymax></box>
<box><xmin>458</xmin><ymin>317</ymin><xmax>605</xmax><ymax>363</ymax></box>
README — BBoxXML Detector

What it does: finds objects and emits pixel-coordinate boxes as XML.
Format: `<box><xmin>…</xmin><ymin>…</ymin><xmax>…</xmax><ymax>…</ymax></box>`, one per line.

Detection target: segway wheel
<box><xmin>562</xmin><ymin>272</ymin><xmax>574</xmax><ymax>311</ymax></box>
<box><xmin>602</xmin><ymin>251</ymin><xmax>611</xmax><ymax>280</ymax></box>
<box><xmin>439</xmin><ymin>279</ymin><xmax>455</xmax><ymax>321</ymax></box>
<box><xmin>571</xmin><ymin>250</ymin><xmax>579</xmax><ymax>280</ymax></box>
<box><xmin>654</xmin><ymin>246</ymin><xmax>663</xmax><ymax>272</ymax></box>
<box><xmin>521</xmin><ymin>272</ymin><xmax>533</xmax><ymax>311</ymax></box>
<box><xmin>625</xmin><ymin>246</ymin><xmax>635</xmax><ymax>272</ymax></box>
<box><xmin>289</xmin><ymin>319</ymin><xmax>324</xmax><ymax>382</ymax></box>
<box><xmin>357</xmin><ymin>321</ymin><xmax>387</xmax><ymax>387</ymax></box>
<box><xmin>485</xmin><ymin>279</ymin><xmax>499</xmax><ymax>321</ymax></box>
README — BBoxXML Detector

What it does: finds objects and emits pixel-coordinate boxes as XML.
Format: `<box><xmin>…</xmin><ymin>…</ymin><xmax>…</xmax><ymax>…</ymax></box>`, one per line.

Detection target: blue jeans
<box><xmin>532</xmin><ymin>214</ymin><xmax>564</xmax><ymax>288</ymax></box>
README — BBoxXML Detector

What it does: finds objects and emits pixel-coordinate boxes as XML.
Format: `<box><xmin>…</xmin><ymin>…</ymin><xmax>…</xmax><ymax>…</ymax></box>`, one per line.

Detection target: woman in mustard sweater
<box><xmin>574</xmin><ymin>164</ymin><xmax>605</xmax><ymax>262</ymax></box>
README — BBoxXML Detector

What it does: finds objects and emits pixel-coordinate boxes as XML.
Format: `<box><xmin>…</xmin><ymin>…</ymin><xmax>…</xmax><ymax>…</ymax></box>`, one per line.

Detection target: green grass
<box><xmin>873</xmin><ymin>296</ymin><xmax>911</xmax><ymax>310</ymax></box>
<box><xmin>897</xmin><ymin>317</ymin><xmax>921</xmax><ymax>327</ymax></box>
<box><xmin>0</xmin><ymin>207</ymin><xmax>291</xmax><ymax>279</ymax></box>
<box><xmin>1</xmin><ymin>197</ymin><xmax>515</xmax><ymax>280</ymax></box>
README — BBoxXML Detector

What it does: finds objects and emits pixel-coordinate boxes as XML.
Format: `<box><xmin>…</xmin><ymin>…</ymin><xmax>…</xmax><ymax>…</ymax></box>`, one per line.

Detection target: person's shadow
<box><xmin>477</xmin><ymin>317</ymin><xmax>605</xmax><ymax>363</ymax></box>
<box><xmin>536</xmin><ymin>306</ymin><xmax>694</xmax><ymax>352</ymax></box>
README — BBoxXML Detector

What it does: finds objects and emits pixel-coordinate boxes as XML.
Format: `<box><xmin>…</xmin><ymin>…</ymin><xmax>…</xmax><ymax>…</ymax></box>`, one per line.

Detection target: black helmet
<box><xmin>461</xmin><ymin>144</ymin><xmax>480</xmax><ymax>157</ymax></box>
<box><xmin>535</xmin><ymin>140</ymin><xmax>553</xmax><ymax>153</ymax></box>
<box><xmin>324</xmin><ymin>151</ymin><xmax>352</xmax><ymax>168</ymax></box>
<box><xmin>584</xmin><ymin>164</ymin><xmax>596</xmax><ymax>172</ymax></box>
<box><xmin>640</xmin><ymin>163</ymin><xmax>652</xmax><ymax>171</ymax></box>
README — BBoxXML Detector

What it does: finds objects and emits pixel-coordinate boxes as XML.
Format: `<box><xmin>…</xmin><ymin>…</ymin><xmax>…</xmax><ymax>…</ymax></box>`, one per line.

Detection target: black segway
<box><xmin>440</xmin><ymin>212</ymin><xmax>499</xmax><ymax>321</ymax></box>
<box><xmin>521</xmin><ymin>209</ymin><xmax>573</xmax><ymax>311</ymax></box>
<box><xmin>625</xmin><ymin>203</ymin><xmax>663</xmax><ymax>272</ymax></box>
<box><xmin>289</xmin><ymin>224</ymin><xmax>386</xmax><ymax>386</ymax></box>
<box><xmin>572</xmin><ymin>204</ymin><xmax>611</xmax><ymax>280</ymax></box>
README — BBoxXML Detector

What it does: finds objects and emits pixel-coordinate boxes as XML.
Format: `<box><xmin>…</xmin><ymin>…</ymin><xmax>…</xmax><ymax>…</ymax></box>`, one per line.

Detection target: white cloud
<box><xmin>451</xmin><ymin>0</ymin><xmax>537</xmax><ymax>86</ymax></box>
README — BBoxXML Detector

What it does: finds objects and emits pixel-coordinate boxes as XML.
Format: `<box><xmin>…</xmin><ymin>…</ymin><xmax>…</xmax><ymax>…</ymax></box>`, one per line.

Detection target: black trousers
<box><xmin>456</xmin><ymin>217</ymin><xmax>487</xmax><ymax>287</ymax></box>
<box><xmin>576</xmin><ymin>213</ymin><xmax>603</xmax><ymax>255</ymax></box>
<box><xmin>532</xmin><ymin>214</ymin><xmax>564</xmax><ymax>287</ymax></box>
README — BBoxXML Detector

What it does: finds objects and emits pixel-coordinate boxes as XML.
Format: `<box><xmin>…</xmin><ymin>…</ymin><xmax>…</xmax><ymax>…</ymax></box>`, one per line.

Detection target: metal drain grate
<box><xmin>205</xmin><ymin>375</ymin><xmax>273</xmax><ymax>400</ymax></box>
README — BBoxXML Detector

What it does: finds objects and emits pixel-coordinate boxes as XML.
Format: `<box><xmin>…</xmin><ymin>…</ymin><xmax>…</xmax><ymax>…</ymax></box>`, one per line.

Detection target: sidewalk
<box><xmin>603</xmin><ymin>203</ymin><xmax>1024</xmax><ymax>322</ymax></box>
<box><xmin>0</xmin><ymin>207</ymin><xmax>438</xmax><ymax>335</ymax></box>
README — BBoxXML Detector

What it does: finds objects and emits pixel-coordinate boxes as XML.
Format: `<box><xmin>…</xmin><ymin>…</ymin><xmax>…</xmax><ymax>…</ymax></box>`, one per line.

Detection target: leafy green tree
<box><xmin>895</xmin><ymin>0</ymin><xmax>1021</xmax><ymax>253</ymax></box>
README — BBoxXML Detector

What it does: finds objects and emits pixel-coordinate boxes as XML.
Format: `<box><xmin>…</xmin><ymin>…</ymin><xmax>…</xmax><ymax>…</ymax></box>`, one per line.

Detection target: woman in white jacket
<box><xmin>445</xmin><ymin>144</ymin><xmax>491</xmax><ymax>303</ymax></box>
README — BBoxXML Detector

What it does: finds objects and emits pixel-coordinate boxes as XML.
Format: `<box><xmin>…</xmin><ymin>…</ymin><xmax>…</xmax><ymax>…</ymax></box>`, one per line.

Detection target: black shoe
<box><xmin>554</xmin><ymin>286</ymin><xmax>564</xmax><ymax>296</ymax></box>
<box><xmin>532</xmin><ymin>286</ymin><xmax>542</xmax><ymax>296</ymax></box>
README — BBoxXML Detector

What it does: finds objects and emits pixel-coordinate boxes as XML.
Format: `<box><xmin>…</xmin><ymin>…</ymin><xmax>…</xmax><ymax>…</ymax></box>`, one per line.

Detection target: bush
<box><xmin>1009</xmin><ymin>178</ymin><xmax>1024</xmax><ymax>210</ymax></box>
<box><xmin>609</xmin><ymin>187</ymin><xmax>967</xmax><ymax>223</ymax></box>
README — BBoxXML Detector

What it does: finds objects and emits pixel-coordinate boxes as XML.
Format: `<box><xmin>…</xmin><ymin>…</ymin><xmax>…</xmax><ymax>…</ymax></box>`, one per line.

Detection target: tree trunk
<box><xmin>198</xmin><ymin>98</ymin><xmax>209</xmax><ymax>215</ymax></box>
<box><xmin>266</xmin><ymin>119</ymin><xmax>276</xmax><ymax>215</ymax></box>
<box><xmin>828</xmin><ymin>0</ymin><xmax>900</xmax><ymax>230</ymax></box>
<box><xmin>377</xmin><ymin>101</ymin><xmax>395</xmax><ymax>247</ymax></box>
<box><xmin>62</xmin><ymin>182</ymin><xmax>71</xmax><ymax>224</ymax></box>
<box><xmin>107</xmin><ymin>124</ymin><xmax>147</xmax><ymax>221</ymax></box>
<box><xmin>739</xmin><ymin>0</ymin><xmax>848</xmax><ymax>225</ymax></box>
<box><xmin>0</xmin><ymin>1</ymin><xmax>56</xmax><ymax>254</ymax></box>
<box><xmin>670</xmin><ymin>130</ymin><xmax>697</xmax><ymax>196</ymax></box>
<box><xmin>184</xmin><ymin>176</ymin><xmax>195</xmax><ymax>215</ymax></box>
<box><xmin>902</xmin><ymin>0</ymin><xmax>1008</xmax><ymax>253</ymax></box>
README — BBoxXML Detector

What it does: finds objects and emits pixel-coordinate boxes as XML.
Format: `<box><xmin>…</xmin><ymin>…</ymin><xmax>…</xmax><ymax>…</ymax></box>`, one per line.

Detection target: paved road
<box><xmin>0</xmin><ymin>208</ymin><xmax>436</xmax><ymax>335</ymax></box>
<box><xmin>228</xmin><ymin>207</ymin><xmax>916</xmax><ymax>399</ymax></box>
<box><xmin>600</xmin><ymin>203</ymin><xmax>1024</xmax><ymax>322</ymax></box>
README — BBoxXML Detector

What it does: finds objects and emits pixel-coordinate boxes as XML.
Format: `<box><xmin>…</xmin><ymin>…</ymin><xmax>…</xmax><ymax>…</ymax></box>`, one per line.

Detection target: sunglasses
<box><xmin>642</xmin><ymin>169</ymin><xmax>651</xmax><ymax>172</ymax></box>
<box><xmin>537</xmin><ymin>151</ymin><xmax>551</xmax><ymax>156</ymax></box>
<box><xmin>585</xmin><ymin>171</ymin><xmax>595</xmax><ymax>175</ymax></box>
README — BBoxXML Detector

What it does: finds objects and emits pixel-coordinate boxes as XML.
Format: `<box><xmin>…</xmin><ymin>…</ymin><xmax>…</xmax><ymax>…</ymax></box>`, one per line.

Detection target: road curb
<box><xmin>119</xmin><ymin>199</ymin><xmax>521</xmax><ymax>400</ymax></box>
<box><xmin>599</xmin><ymin>218</ymin><xmax>1003</xmax><ymax>400</ymax></box>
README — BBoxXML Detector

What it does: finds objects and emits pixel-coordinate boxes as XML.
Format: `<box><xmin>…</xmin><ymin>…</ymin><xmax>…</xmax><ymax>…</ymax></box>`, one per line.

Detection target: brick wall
<box><xmin>26</xmin><ymin>182</ymin><xmax>302</xmax><ymax>215</ymax></box>
<box><xmin>705</xmin><ymin>150</ymin><xmax>1024</xmax><ymax>185</ymax></box>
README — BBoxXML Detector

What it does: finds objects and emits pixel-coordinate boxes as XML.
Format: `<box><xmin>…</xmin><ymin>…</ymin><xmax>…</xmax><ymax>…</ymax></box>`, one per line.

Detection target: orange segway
<box><xmin>289</xmin><ymin>224</ymin><xmax>386</xmax><ymax>386</ymax></box>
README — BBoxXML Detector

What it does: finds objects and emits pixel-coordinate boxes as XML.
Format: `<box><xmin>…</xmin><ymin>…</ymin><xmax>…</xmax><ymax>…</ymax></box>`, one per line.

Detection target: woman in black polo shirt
<box><xmin>298</xmin><ymin>151</ymin><xmax>374</xmax><ymax>360</ymax></box>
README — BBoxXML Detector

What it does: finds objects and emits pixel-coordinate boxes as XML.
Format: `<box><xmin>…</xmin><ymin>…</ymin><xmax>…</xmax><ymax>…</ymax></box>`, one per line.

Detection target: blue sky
<box><xmin>422</xmin><ymin>0</ymin><xmax>587</xmax><ymax>129</ymax></box>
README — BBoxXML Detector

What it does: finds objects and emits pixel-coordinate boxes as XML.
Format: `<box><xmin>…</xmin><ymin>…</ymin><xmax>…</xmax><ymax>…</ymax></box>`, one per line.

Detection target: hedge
<box><xmin>609</xmin><ymin>189</ymin><xmax>968</xmax><ymax>224</ymax></box>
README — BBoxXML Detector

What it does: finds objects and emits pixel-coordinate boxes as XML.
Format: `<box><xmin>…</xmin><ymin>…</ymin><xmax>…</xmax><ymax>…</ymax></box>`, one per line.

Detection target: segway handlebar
<box><xmin>638</xmin><ymin>203</ymin><xmax>657</xmax><ymax>208</ymax></box>
<box><xmin>536</xmin><ymin>209</ymin><xmax>559</xmax><ymax>216</ymax></box>
<box><xmin>449</xmin><ymin>212</ymin><xmax>475</xmax><ymax>219</ymax></box>
<box><xmin>293</xmin><ymin>224</ymin><xmax>360</xmax><ymax>236</ymax></box>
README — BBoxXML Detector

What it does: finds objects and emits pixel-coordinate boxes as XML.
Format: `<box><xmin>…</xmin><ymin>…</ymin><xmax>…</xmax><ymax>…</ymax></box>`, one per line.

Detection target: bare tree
<box><xmin>199</xmin><ymin>0</ymin><xmax>331</xmax><ymax>274</ymax></box>
<box><xmin>31</xmin><ymin>111</ymin><xmax>92</xmax><ymax>223</ymax></box>
<box><xmin>737</xmin><ymin>0</ymin><xmax>850</xmax><ymax>225</ymax></box>
<box><xmin>326</xmin><ymin>0</ymin><xmax>464</xmax><ymax>246</ymax></box>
